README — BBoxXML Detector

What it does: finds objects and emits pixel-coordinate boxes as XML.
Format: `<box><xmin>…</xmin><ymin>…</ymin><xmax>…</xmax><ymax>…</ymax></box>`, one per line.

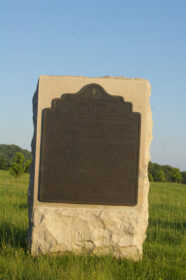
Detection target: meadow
<box><xmin>0</xmin><ymin>170</ymin><xmax>185</xmax><ymax>280</ymax></box>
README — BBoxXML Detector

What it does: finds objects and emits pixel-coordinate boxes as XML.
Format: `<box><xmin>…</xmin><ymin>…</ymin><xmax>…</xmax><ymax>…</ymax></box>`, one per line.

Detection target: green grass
<box><xmin>0</xmin><ymin>170</ymin><xmax>185</xmax><ymax>280</ymax></box>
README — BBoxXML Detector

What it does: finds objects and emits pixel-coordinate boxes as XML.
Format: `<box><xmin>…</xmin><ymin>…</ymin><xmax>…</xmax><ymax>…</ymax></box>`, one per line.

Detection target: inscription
<box><xmin>39</xmin><ymin>84</ymin><xmax>141</xmax><ymax>205</ymax></box>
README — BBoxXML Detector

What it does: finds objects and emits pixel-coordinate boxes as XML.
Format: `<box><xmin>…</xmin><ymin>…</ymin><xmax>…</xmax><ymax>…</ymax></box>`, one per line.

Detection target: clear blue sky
<box><xmin>0</xmin><ymin>0</ymin><xmax>186</xmax><ymax>170</ymax></box>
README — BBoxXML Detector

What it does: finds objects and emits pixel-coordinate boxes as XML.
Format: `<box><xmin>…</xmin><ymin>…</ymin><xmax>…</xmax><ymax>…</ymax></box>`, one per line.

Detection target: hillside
<box><xmin>0</xmin><ymin>144</ymin><xmax>31</xmax><ymax>167</ymax></box>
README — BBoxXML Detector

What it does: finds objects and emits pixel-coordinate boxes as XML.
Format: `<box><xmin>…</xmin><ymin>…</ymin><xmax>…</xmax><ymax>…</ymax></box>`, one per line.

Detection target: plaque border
<box><xmin>38</xmin><ymin>83</ymin><xmax>141</xmax><ymax>206</ymax></box>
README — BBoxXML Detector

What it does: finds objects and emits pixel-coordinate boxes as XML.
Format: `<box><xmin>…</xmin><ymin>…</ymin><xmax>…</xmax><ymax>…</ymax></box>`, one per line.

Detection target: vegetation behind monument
<box><xmin>148</xmin><ymin>161</ymin><xmax>185</xmax><ymax>184</ymax></box>
<box><xmin>0</xmin><ymin>144</ymin><xmax>31</xmax><ymax>170</ymax></box>
<box><xmin>0</xmin><ymin>145</ymin><xmax>31</xmax><ymax>177</ymax></box>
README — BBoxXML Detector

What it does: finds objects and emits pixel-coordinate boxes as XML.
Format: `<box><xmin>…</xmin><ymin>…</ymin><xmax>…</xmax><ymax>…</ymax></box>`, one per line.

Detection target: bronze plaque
<box><xmin>38</xmin><ymin>84</ymin><xmax>141</xmax><ymax>205</ymax></box>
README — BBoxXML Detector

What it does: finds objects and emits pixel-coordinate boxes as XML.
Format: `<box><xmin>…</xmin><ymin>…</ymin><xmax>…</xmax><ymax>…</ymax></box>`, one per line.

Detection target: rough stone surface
<box><xmin>28</xmin><ymin>76</ymin><xmax>153</xmax><ymax>259</ymax></box>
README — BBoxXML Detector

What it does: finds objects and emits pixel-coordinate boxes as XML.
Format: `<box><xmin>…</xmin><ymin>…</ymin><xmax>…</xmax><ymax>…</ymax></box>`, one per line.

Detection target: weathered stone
<box><xmin>28</xmin><ymin>76</ymin><xmax>152</xmax><ymax>259</ymax></box>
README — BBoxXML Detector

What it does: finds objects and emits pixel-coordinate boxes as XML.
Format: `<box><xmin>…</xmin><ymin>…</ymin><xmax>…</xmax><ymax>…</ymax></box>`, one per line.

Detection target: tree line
<box><xmin>148</xmin><ymin>161</ymin><xmax>186</xmax><ymax>184</ymax></box>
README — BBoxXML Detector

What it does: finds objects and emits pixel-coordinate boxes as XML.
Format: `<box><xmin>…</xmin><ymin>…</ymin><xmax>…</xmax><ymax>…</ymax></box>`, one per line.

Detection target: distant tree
<box><xmin>0</xmin><ymin>157</ymin><xmax>8</xmax><ymax>170</ymax></box>
<box><xmin>156</xmin><ymin>169</ymin><xmax>165</xmax><ymax>182</ymax></box>
<box><xmin>148</xmin><ymin>172</ymin><xmax>154</xmax><ymax>182</ymax></box>
<box><xmin>181</xmin><ymin>171</ymin><xmax>186</xmax><ymax>184</ymax></box>
<box><xmin>9</xmin><ymin>152</ymin><xmax>25</xmax><ymax>177</ymax></box>
<box><xmin>171</xmin><ymin>168</ymin><xmax>182</xmax><ymax>183</ymax></box>
<box><xmin>162</xmin><ymin>165</ymin><xmax>175</xmax><ymax>182</ymax></box>
<box><xmin>148</xmin><ymin>162</ymin><xmax>154</xmax><ymax>175</ymax></box>
<box><xmin>24</xmin><ymin>158</ymin><xmax>32</xmax><ymax>173</ymax></box>
<box><xmin>148</xmin><ymin>162</ymin><xmax>160</xmax><ymax>182</ymax></box>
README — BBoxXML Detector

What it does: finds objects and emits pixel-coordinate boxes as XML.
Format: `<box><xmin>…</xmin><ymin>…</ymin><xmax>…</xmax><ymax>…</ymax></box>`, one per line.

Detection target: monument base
<box><xmin>30</xmin><ymin>201</ymin><xmax>149</xmax><ymax>260</ymax></box>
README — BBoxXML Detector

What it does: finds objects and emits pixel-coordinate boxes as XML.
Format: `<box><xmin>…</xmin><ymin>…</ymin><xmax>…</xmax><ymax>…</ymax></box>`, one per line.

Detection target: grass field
<box><xmin>0</xmin><ymin>170</ymin><xmax>185</xmax><ymax>280</ymax></box>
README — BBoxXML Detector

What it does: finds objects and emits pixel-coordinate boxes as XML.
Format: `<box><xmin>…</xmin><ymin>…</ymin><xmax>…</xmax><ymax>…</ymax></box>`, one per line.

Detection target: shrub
<box><xmin>9</xmin><ymin>152</ymin><xmax>25</xmax><ymax>177</ymax></box>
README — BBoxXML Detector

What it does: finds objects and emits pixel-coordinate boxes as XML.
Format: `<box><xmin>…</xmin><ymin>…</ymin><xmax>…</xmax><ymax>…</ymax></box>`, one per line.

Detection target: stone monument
<box><xmin>28</xmin><ymin>76</ymin><xmax>152</xmax><ymax>259</ymax></box>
